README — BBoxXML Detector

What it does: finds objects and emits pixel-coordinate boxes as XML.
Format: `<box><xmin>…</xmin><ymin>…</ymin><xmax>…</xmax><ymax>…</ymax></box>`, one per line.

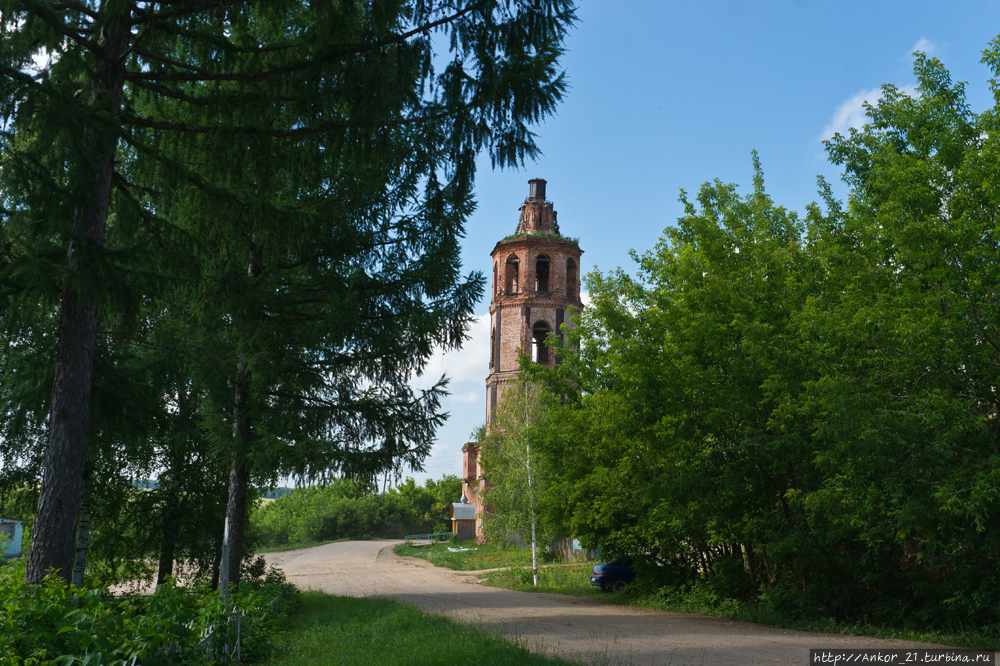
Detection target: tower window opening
<box><xmin>535</xmin><ymin>255</ymin><xmax>550</xmax><ymax>293</ymax></box>
<box><xmin>505</xmin><ymin>256</ymin><xmax>519</xmax><ymax>294</ymax></box>
<box><xmin>566</xmin><ymin>259</ymin><xmax>577</xmax><ymax>299</ymax></box>
<box><xmin>532</xmin><ymin>321</ymin><xmax>550</xmax><ymax>364</ymax></box>
<box><xmin>493</xmin><ymin>262</ymin><xmax>498</xmax><ymax>294</ymax></box>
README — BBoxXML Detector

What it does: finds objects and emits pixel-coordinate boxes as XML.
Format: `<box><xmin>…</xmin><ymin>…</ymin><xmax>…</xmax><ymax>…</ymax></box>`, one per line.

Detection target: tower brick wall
<box><xmin>462</xmin><ymin>179</ymin><xmax>584</xmax><ymax>541</ymax></box>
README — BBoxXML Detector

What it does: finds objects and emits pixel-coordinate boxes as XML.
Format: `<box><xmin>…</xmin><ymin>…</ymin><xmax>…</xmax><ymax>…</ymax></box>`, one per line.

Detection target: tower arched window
<box><xmin>566</xmin><ymin>259</ymin><xmax>577</xmax><ymax>299</ymax></box>
<box><xmin>532</xmin><ymin>321</ymin><xmax>550</xmax><ymax>364</ymax></box>
<box><xmin>493</xmin><ymin>262</ymin><xmax>498</xmax><ymax>295</ymax></box>
<box><xmin>505</xmin><ymin>256</ymin><xmax>519</xmax><ymax>294</ymax></box>
<box><xmin>535</xmin><ymin>255</ymin><xmax>550</xmax><ymax>293</ymax></box>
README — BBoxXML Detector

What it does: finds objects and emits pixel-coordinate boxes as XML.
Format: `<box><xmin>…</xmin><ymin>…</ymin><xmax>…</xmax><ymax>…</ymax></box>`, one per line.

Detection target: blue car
<box><xmin>589</xmin><ymin>557</ymin><xmax>635</xmax><ymax>592</ymax></box>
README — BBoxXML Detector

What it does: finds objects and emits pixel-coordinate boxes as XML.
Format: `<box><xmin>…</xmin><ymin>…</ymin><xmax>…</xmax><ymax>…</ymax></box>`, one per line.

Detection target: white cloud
<box><xmin>820</xmin><ymin>84</ymin><xmax>917</xmax><ymax>142</ymax></box>
<box><xmin>911</xmin><ymin>38</ymin><xmax>937</xmax><ymax>57</ymax></box>
<box><xmin>820</xmin><ymin>87</ymin><xmax>881</xmax><ymax>142</ymax></box>
<box><xmin>411</xmin><ymin>313</ymin><xmax>490</xmax><ymax>391</ymax></box>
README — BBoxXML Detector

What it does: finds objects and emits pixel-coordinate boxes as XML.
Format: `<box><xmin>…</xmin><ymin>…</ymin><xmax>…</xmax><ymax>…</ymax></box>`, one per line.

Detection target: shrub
<box><xmin>0</xmin><ymin>558</ymin><xmax>297</xmax><ymax>665</ymax></box>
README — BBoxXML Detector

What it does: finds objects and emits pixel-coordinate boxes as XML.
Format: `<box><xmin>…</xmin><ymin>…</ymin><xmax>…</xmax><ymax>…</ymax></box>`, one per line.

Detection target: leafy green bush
<box><xmin>0</xmin><ymin>558</ymin><xmax>297</xmax><ymax>665</ymax></box>
<box><xmin>0</xmin><ymin>560</ymin><xmax>220</xmax><ymax>665</ymax></box>
<box><xmin>232</xmin><ymin>560</ymin><xmax>301</xmax><ymax>662</ymax></box>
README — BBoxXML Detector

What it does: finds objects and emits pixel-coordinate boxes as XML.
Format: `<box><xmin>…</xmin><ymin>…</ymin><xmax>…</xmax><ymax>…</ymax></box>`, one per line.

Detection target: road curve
<box><xmin>264</xmin><ymin>540</ymin><xmax>951</xmax><ymax>666</ymax></box>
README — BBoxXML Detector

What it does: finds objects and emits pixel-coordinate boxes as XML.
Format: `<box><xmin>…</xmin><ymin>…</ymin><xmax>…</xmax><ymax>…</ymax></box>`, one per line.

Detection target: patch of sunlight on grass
<box><xmin>394</xmin><ymin>540</ymin><xmax>561</xmax><ymax>571</ymax></box>
<box><xmin>264</xmin><ymin>591</ymin><xmax>581</xmax><ymax>666</ymax></box>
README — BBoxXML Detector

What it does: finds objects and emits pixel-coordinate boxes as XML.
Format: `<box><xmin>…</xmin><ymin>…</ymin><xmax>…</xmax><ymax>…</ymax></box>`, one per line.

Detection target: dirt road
<box><xmin>264</xmin><ymin>540</ymin><xmax>953</xmax><ymax>666</ymax></box>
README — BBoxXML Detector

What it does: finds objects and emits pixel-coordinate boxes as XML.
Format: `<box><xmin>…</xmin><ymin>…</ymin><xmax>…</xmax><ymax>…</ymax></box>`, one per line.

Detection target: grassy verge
<box><xmin>479</xmin><ymin>563</ymin><xmax>602</xmax><ymax>597</ymax></box>
<box><xmin>393</xmin><ymin>539</ymin><xmax>573</xmax><ymax>571</ymax></box>
<box><xmin>256</xmin><ymin>537</ymin><xmax>349</xmax><ymax>553</ymax></box>
<box><xmin>400</xmin><ymin>545</ymin><xmax>998</xmax><ymax>651</ymax></box>
<box><xmin>262</xmin><ymin>590</ymin><xmax>581</xmax><ymax>666</ymax></box>
<box><xmin>478</xmin><ymin>567</ymin><xmax>997</xmax><ymax>651</ymax></box>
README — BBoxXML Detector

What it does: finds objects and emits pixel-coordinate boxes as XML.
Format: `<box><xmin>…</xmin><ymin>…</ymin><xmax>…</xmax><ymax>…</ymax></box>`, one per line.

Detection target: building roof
<box><xmin>451</xmin><ymin>503</ymin><xmax>476</xmax><ymax>521</ymax></box>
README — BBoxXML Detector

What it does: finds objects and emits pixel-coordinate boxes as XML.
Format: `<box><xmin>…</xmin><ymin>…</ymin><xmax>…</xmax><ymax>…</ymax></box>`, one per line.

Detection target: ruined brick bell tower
<box><xmin>459</xmin><ymin>179</ymin><xmax>584</xmax><ymax>539</ymax></box>
<box><xmin>485</xmin><ymin>178</ymin><xmax>584</xmax><ymax>421</ymax></box>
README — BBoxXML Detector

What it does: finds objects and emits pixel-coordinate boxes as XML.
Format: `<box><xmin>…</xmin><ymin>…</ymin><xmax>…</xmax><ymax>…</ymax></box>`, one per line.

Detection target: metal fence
<box><xmin>403</xmin><ymin>531</ymin><xmax>454</xmax><ymax>546</ymax></box>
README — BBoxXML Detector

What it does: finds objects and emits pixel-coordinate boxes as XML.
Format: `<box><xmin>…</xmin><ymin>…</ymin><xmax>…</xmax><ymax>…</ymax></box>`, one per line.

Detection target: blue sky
<box><xmin>406</xmin><ymin>1</ymin><xmax>1000</xmax><ymax>486</ymax></box>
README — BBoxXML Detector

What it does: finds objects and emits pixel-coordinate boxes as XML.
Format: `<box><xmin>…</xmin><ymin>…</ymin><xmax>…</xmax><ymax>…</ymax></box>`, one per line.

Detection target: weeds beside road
<box><xmin>392</xmin><ymin>539</ymin><xmax>545</xmax><ymax>571</ymax></box>
<box><xmin>396</xmin><ymin>541</ymin><xmax>996</xmax><ymax>652</ymax></box>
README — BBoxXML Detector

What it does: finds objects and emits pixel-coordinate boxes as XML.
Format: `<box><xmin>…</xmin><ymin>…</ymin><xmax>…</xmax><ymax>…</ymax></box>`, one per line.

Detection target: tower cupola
<box><xmin>515</xmin><ymin>179</ymin><xmax>560</xmax><ymax>236</ymax></box>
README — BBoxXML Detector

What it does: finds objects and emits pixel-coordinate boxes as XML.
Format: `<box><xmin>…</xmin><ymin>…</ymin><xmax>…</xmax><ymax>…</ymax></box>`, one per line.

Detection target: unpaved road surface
<box><xmin>265</xmin><ymin>540</ymin><xmax>954</xmax><ymax>666</ymax></box>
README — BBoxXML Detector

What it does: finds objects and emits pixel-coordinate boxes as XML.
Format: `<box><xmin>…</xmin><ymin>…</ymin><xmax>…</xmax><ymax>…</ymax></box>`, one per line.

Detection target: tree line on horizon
<box><xmin>251</xmin><ymin>475</ymin><xmax>462</xmax><ymax>548</ymax></box>
<box><xmin>0</xmin><ymin>0</ymin><xmax>575</xmax><ymax>589</ymax></box>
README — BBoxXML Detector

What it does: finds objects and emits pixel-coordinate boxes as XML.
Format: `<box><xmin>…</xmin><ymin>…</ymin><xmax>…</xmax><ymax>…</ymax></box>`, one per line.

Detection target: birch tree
<box><xmin>480</xmin><ymin>381</ymin><xmax>548</xmax><ymax>586</ymax></box>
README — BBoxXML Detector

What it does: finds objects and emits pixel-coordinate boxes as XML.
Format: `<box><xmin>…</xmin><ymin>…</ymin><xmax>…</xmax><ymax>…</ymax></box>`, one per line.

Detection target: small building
<box><xmin>0</xmin><ymin>519</ymin><xmax>23</xmax><ymax>560</ymax></box>
<box><xmin>450</xmin><ymin>502</ymin><xmax>476</xmax><ymax>542</ymax></box>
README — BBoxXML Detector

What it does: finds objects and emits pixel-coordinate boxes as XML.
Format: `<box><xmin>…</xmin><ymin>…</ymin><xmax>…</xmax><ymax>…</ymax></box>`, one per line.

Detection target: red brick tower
<box><xmin>460</xmin><ymin>179</ymin><xmax>583</xmax><ymax>538</ymax></box>
<box><xmin>485</xmin><ymin>178</ymin><xmax>584</xmax><ymax>421</ymax></box>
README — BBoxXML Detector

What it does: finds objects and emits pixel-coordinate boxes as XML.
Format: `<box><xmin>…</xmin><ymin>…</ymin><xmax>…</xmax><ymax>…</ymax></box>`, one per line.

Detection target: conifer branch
<box><xmin>131</xmin><ymin>47</ymin><xmax>215</xmax><ymax>76</ymax></box>
<box><xmin>125</xmin><ymin>1</ymin><xmax>487</xmax><ymax>79</ymax></box>
<box><xmin>19</xmin><ymin>0</ymin><xmax>100</xmax><ymax>53</ymax></box>
<box><xmin>50</xmin><ymin>1</ymin><xmax>99</xmax><ymax>20</ymax></box>
<box><xmin>57</xmin><ymin>26</ymin><xmax>100</xmax><ymax>54</ymax></box>
<box><xmin>122</xmin><ymin>107</ymin><xmax>459</xmax><ymax>135</ymax></box>
<box><xmin>351</xmin><ymin>1</ymin><xmax>487</xmax><ymax>57</ymax></box>
<box><xmin>100</xmin><ymin>330</ymin><xmax>192</xmax><ymax>357</ymax></box>
<box><xmin>129</xmin><ymin>1</ymin><xmax>237</xmax><ymax>27</ymax></box>
<box><xmin>129</xmin><ymin>80</ymin><xmax>203</xmax><ymax>104</ymax></box>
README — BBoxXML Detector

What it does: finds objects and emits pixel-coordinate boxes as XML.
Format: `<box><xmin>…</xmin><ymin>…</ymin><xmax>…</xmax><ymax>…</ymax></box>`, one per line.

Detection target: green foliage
<box><xmin>0</xmin><ymin>558</ymin><xmax>297</xmax><ymax>665</ymax></box>
<box><xmin>232</xmin><ymin>560</ymin><xmax>301</xmax><ymax>663</ymax></box>
<box><xmin>251</xmin><ymin>476</ymin><xmax>461</xmax><ymax>548</ymax></box>
<box><xmin>394</xmin><ymin>539</ymin><xmax>536</xmax><ymax>571</ymax></box>
<box><xmin>529</xmin><ymin>41</ymin><xmax>1000</xmax><ymax>636</ymax></box>
<box><xmin>480</xmin><ymin>382</ymin><xmax>553</xmax><ymax>547</ymax></box>
<box><xmin>0</xmin><ymin>484</ymin><xmax>35</xmax><ymax>553</ymax></box>
<box><xmin>0</xmin><ymin>560</ymin><xmax>217</xmax><ymax>665</ymax></box>
<box><xmin>501</xmin><ymin>231</ymin><xmax>580</xmax><ymax>245</ymax></box>
<box><xmin>262</xmin><ymin>591</ymin><xmax>578</xmax><ymax>666</ymax></box>
<box><xmin>479</xmin><ymin>563</ymin><xmax>595</xmax><ymax>595</ymax></box>
<box><xmin>0</xmin><ymin>0</ymin><xmax>575</xmax><ymax>584</ymax></box>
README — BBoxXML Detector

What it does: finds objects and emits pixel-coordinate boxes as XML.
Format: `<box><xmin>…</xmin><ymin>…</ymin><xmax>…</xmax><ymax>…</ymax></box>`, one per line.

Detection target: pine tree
<box><xmin>1</xmin><ymin>0</ymin><xmax>575</xmax><ymax>584</ymax></box>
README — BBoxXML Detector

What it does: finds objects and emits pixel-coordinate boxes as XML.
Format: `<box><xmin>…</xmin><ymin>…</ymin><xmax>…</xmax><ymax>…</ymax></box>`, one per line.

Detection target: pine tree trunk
<box><xmin>210</xmin><ymin>535</ymin><xmax>222</xmax><ymax>592</ymax></box>
<box><xmin>70</xmin><ymin>466</ymin><xmax>93</xmax><ymax>588</ymax></box>
<box><xmin>156</xmin><ymin>473</ymin><xmax>181</xmax><ymax>586</ymax></box>
<box><xmin>27</xmin><ymin>14</ymin><xmax>131</xmax><ymax>585</ymax></box>
<box><xmin>224</xmin><ymin>462</ymin><xmax>249</xmax><ymax>591</ymax></box>
<box><xmin>223</xmin><ymin>353</ymin><xmax>251</xmax><ymax>591</ymax></box>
